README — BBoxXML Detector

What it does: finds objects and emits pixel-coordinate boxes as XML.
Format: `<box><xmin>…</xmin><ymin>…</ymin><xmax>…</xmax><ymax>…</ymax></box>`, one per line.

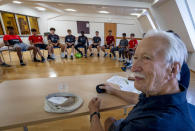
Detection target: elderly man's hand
<box><xmin>88</xmin><ymin>97</ymin><xmax>101</xmax><ymax>114</ymax></box>
<box><xmin>99</xmin><ymin>83</ymin><xmax>120</xmax><ymax>95</ymax></box>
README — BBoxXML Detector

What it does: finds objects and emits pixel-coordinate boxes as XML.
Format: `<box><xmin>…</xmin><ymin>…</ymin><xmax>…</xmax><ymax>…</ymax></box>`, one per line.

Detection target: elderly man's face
<box><xmin>131</xmin><ymin>36</ymin><xmax>171</xmax><ymax>96</ymax></box>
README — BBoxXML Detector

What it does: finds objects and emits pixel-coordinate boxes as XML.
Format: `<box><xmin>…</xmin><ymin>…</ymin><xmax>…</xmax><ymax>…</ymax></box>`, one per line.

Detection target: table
<box><xmin>0</xmin><ymin>72</ymin><xmax>132</xmax><ymax>130</ymax></box>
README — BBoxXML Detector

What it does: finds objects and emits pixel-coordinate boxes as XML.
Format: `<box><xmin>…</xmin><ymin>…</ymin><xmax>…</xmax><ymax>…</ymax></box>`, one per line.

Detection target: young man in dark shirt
<box><xmin>74</xmin><ymin>31</ymin><xmax>89</xmax><ymax>58</ymax></box>
<box><xmin>29</xmin><ymin>29</ymin><xmax>54</xmax><ymax>62</ymax></box>
<box><xmin>47</xmin><ymin>27</ymin><xmax>65</xmax><ymax>59</ymax></box>
<box><xmin>111</xmin><ymin>33</ymin><xmax>128</xmax><ymax>62</ymax></box>
<box><xmin>89</xmin><ymin>31</ymin><xmax>101</xmax><ymax>57</ymax></box>
<box><xmin>64</xmin><ymin>29</ymin><xmax>76</xmax><ymax>59</ymax></box>
<box><xmin>101</xmin><ymin>30</ymin><xmax>115</xmax><ymax>57</ymax></box>
<box><xmin>3</xmin><ymin>26</ymin><xmax>37</xmax><ymax>66</ymax></box>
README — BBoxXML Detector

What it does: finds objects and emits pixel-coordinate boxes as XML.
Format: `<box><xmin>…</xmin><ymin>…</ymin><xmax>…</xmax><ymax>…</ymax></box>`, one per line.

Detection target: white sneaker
<box><xmin>118</xmin><ymin>58</ymin><xmax>122</xmax><ymax>62</ymax></box>
<box><xmin>113</xmin><ymin>57</ymin><xmax>117</xmax><ymax>60</ymax></box>
<box><xmin>51</xmin><ymin>54</ymin><xmax>56</xmax><ymax>59</ymax></box>
<box><xmin>61</xmin><ymin>53</ymin><xmax>64</xmax><ymax>58</ymax></box>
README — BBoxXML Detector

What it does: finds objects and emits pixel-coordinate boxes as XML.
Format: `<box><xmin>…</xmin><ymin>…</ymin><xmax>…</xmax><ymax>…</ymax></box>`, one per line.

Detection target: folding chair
<box><xmin>0</xmin><ymin>46</ymin><xmax>8</xmax><ymax>63</ymax></box>
<box><xmin>7</xmin><ymin>46</ymin><xmax>33</xmax><ymax>63</ymax></box>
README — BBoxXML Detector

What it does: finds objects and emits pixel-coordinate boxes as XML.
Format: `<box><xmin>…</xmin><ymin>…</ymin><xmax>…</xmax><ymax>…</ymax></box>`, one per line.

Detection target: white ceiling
<box><xmin>0</xmin><ymin>0</ymin><xmax>153</xmax><ymax>16</ymax></box>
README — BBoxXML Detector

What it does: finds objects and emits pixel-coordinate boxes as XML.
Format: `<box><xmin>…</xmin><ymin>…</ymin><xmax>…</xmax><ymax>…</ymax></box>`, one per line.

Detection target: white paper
<box><xmin>107</xmin><ymin>75</ymin><xmax>141</xmax><ymax>94</ymax></box>
<box><xmin>48</xmin><ymin>97</ymin><xmax>68</xmax><ymax>105</ymax></box>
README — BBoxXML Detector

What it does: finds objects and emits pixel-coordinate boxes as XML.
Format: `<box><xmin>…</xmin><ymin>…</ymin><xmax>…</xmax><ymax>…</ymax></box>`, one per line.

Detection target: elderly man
<box><xmin>88</xmin><ymin>30</ymin><xmax>195</xmax><ymax>131</ymax></box>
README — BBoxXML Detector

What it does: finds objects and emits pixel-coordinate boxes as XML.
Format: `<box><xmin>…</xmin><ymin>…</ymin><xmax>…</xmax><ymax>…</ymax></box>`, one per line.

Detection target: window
<box><xmin>29</xmin><ymin>16</ymin><xmax>40</xmax><ymax>34</ymax></box>
<box><xmin>16</xmin><ymin>14</ymin><xmax>30</xmax><ymax>35</ymax></box>
<box><xmin>1</xmin><ymin>12</ymin><xmax>19</xmax><ymax>34</ymax></box>
<box><xmin>0</xmin><ymin>18</ymin><xmax>4</xmax><ymax>35</ymax></box>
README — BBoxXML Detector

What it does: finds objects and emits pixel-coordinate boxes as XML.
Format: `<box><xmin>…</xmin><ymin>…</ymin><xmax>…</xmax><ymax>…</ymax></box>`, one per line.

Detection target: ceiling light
<box><xmin>99</xmin><ymin>11</ymin><xmax>109</xmax><ymax>14</ymax></box>
<box><xmin>35</xmin><ymin>7</ymin><xmax>46</xmax><ymax>11</ymax></box>
<box><xmin>57</xmin><ymin>4</ymin><xmax>64</xmax><ymax>6</ymax></box>
<box><xmin>65</xmin><ymin>9</ymin><xmax>77</xmax><ymax>12</ymax></box>
<box><xmin>153</xmin><ymin>0</ymin><xmax>160</xmax><ymax>5</ymax></box>
<box><xmin>130</xmin><ymin>13</ymin><xmax>141</xmax><ymax>17</ymax></box>
<box><xmin>12</xmin><ymin>1</ymin><xmax>22</xmax><ymax>4</ymax></box>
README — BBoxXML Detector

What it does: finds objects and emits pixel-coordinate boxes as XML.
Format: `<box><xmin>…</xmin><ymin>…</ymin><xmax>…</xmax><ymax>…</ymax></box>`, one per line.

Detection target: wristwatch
<box><xmin>90</xmin><ymin>112</ymin><xmax>100</xmax><ymax>122</ymax></box>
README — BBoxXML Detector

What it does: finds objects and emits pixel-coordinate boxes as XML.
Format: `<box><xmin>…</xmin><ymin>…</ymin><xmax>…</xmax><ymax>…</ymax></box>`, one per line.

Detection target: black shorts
<box><xmin>128</xmin><ymin>49</ymin><xmax>135</xmax><ymax>54</ymax></box>
<box><xmin>52</xmin><ymin>43</ymin><xmax>61</xmax><ymax>48</ymax></box>
<box><xmin>66</xmin><ymin>44</ymin><xmax>74</xmax><ymax>48</ymax></box>
<box><xmin>91</xmin><ymin>44</ymin><xmax>99</xmax><ymax>48</ymax></box>
<box><xmin>35</xmin><ymin>44</ymin><xmax>47</xmax><ymax>49</ymax></box>
<box><xmin>104</xmin><ymin>44</ymin><xmax>114</xmax><ymax>49</ymax></box>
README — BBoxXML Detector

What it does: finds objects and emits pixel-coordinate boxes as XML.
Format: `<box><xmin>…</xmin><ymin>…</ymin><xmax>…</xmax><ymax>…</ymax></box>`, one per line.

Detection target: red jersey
<box><xmin>3</xmin><ymin>35</ymin><xmax>22</xmax><ymax>45</ymax></box>
<box><xmin>106</xmin><ymin>35</ymin><xmax>115</xmax><ymax>45</ymax></box>
<box><xmin>129</xmin><ymin>39</ymin><xmax>138</xmax><ymax>49</ymax></box>
<box><xmin>29</xmin><ymin>35</ymin><xmax>43</xmax><ymax>44</ymax></box>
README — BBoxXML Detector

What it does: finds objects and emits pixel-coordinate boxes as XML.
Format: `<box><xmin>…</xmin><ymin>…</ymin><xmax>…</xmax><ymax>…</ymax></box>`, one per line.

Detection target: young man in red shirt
<box><xmin>29</xmin><ymin>29</ymin><xmax>54</xmax><ymax>62</ymax></box>
<box><xmin>101</xmin><ymin>30</ymin><xmax>115</xmax><ymax>58</ymax></box>
<box><xmin>3</xmin><ymin>26</ymin><xmax>37</xmax><ymax>66</ymax></box>
<box><xmin>124</xmin><ymin>33</ymin><xmax>138</xmax><ymax>67</ymax></box>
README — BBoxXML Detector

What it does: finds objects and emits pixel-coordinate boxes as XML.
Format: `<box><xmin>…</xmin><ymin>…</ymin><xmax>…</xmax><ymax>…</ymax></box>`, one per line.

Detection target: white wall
<box><xmin>150</xmin><ymin>0</ymin><xmax>195</xmax><ymax>71</ymax></box>
<box><xmin>150</xmin><ymin>0</ymin><xmax>194</xmax><ymax>52</ymax></box>
<box><xmin>46</xmin><ymin>13</ymin><xmax>143</xmax><ymax>45</ymax></box>
<box><xmin>138</xmin><ymin>15</ymin><xmax>153</xmax><ymax>33</ymax></box>
<box><xmin>187</xmin><ymin>0</ymin><xmax>195</xmax><ymax>24</ymax></box>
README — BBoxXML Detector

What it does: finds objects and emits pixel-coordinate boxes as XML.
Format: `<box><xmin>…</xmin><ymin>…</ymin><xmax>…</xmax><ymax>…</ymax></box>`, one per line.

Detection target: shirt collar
<box><xmin>139</xmin><ymin>85</ymin><xmax>187</xmax><ymax>106</ymax></box>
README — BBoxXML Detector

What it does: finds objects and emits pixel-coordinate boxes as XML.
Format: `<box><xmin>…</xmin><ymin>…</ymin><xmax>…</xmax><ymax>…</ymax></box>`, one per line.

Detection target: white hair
<box><xmin>144</xmin><ymin>30</ymin><xmax>188</xmax><ymax>80</ymax></box>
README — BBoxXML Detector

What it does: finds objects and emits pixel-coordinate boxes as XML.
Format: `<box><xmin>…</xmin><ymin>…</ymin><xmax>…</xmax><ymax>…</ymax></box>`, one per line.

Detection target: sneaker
<box><xmin>109</xmin><ymin>54</ymin><xmax>112</xmax><ymax>58</ymax></box>
<box><xmin>51</xmin><ymin>54</ymin><xmax>55</xmax><ymax>59</ymax></box>
<box><xmin>47</xmin><ymin>56</ymin><xmax>55</xmax><ymax>60</ymax></box>
<box><xmin>41</xmin><ymin>57</ymin><xmax>46</xmax><ymax>62</ymax></box>
<box><xmin>113</xmin><ymin>57</ymin><xmax>117</xmax><ymax>60</ymax></box>
<box><xmin>90</xmin><ymin>53</ymin><xmax>94</xmax><ymax>57</ymax></box>
<box><xmin>121</xmin><ymin>67</ymin><xmax>127</xmax><ymax>72</ymax></box>
<box><xmin>104</xmin><ymin>53</ymin><xmax>108</xmax><ymax>57</ymax></box>
<box><xmin>64</xmin><ymin>55</ymin><xmax>68</xmax><ymax>59</ymax></box>
<box><xmin>34</xmin><ymin>58</ymin><xmax>41</xmax><ymax>62</ymax></box>
<box><xmin>84</xmin><ymin>54</ymin><xmax>87</xmax><ymax>58</ymax></box>
<box><xmin>61</xmin><ymin>53</ymin><xmax>65</xmax><ymax>58</ymax></box>
<box><xmin>97</xmin><ymin>53</ymin><xmax>100</xmax><ymax>57</ymax></box>
<box><xmin>71</xmin><ymin>55</ymin><xmax>73</xmax><ymax>60</ymax></box>
<box><xmin>20</xmin><ymin>62</ymin><xmax>26</xmax><ymax>66</ymax></box>
<box><xmin>0</xmin><ymin>63</ymin><xmax>11</xmax><ymax>67</ymax></box>
<box><xmin>118</xmin><ymin>58</ymin><xmax>122</xmax><ymax>62</ymax></box>
<box><xmin>124</xmin><ymin>62</ymin><xmax>130</xmax><ymax>66</ymax></box>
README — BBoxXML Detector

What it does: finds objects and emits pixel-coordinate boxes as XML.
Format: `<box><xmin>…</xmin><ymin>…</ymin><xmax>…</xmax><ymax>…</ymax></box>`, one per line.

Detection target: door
<box><xmin>104</xmin><ymin>23</ymin><xmax>117</xmax><ymax>45</ymax></box>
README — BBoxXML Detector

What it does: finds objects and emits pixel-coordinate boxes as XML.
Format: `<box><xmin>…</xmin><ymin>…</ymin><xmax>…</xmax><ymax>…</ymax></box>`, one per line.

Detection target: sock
<box><xmin>20</xmin><ymin>60</ymin><xmax>23</xmax><ymax>63</ymax></box>
<box><xmin>71</xmin><ymin>53</ymin><xmax>73</xmax><ymax>56</ymax></box>
<box><xmin>65</xmin><ymin>52</ymin><xmax>67</xmax><ymax>55</ymax></box>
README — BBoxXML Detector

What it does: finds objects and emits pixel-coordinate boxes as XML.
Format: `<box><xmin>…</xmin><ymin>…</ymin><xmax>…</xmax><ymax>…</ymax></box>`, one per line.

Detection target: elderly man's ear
<box><xmin>169</xmin><ymin>62</ymin><xmax>181</xmax><ymax>79</ymax></box>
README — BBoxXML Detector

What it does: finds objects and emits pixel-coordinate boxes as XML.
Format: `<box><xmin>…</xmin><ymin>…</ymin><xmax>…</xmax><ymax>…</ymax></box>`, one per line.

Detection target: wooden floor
<box><xmin>0</xmin><ymin>49</ymin><xmax>122</xmax><ymax>81</ymax></box>
<box><xmin>0</xmin><ymin>49</ymin><xmax>195</xmax><ymax>131</ymax></box>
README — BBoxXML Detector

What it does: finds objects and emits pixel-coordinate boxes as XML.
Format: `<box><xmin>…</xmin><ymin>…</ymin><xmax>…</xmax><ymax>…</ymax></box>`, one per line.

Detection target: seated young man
<box><xmin>47</xmin><ymin>27</ymin><xmax>65</xmax><ymax>58</ymax></box>
<box><xmin>29</xmin><ymin>29</ymin><xmax>54</xmax><ymax>61</ymax></box>
<box><xmin>64</xmin><ymin>29</ymin><xmax>76</xmax><ymax>59</ymax></box>
<box><xmin>101</xmin><ymin>30</ymin><xmax>115</xmax><ymax>57</ymax></box>
<box><xmin>111</xmin><ymin>33</ymin><xmax>128</xmax><ymax>62</ymax></box>
<box><xmin>0</xmin><ymin>43</ymin><xmax>11</xmax><ymax>67</ymax></box>
<box><xmin>126</xmin><ymin>33</ymin><xmax>138</xmax><ymax>65</ymax></box>
<box><xmin>3</xmin><ymin>26</ymin><xmax>37</xmax><ymax>66</ymax></box>
<box><xmin>74</xmin><ymin>31</ymin><xmax>89</xmax><ymax>58</ymax></box>
<box><xmin>89</xmin><ymin>31</ymin><xmax>101</xmax><ymax>57</ymax></box>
